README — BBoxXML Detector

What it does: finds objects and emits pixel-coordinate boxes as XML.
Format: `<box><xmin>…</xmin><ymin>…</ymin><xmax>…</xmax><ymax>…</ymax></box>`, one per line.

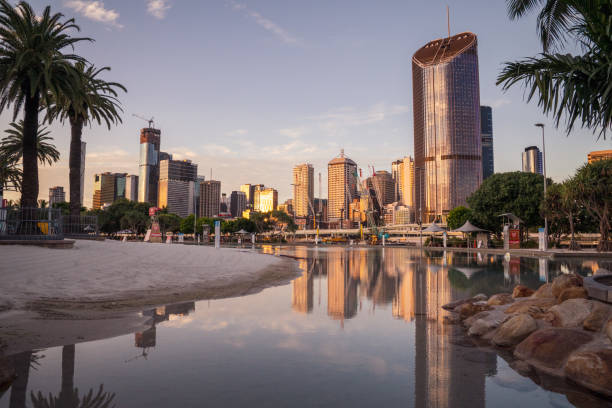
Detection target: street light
<box><xmin>535</xmin><ymin>123</ymin><xmax>548</xmax><ymax>246</ymax></box>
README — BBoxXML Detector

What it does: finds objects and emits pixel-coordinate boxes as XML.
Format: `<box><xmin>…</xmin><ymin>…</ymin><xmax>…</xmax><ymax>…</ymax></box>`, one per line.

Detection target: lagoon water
<box><xmin>2</xmin><ymin>246</ymin><xmax>611</xmax><ymax>408</ymax></box>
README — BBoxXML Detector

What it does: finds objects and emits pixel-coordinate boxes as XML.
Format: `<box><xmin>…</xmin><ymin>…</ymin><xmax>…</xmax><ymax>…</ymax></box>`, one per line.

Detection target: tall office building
<box><xmin>254</xmin><ymin>188</ymin><xmax>278</xmax><ymax>212</ymax></box>
<box><xmin>587</xmin><ymin>149</ymin><xmax>612</xmax><ymax>163</ymax></box>
<box><xmin>328</xmin><ymin>150</ymin><xmax>358</xmax><ymax>222</ymax></box>
<box><xmin>367</xmin><ymin>170</ymin><xmax>395</xmax><ymax>207</ymax></box>
<box><xmin>125</xmin><ymin>175</ymin><xmax>139</xmax><ymax>201</ymax></box>
<box><xmin>193</xmin><ymin>175</ymin><xmax>205</xmax><ymax>217</ymax></box>
<box><xmin>48</xmin><ymin>186</ymin><xmax>65</xmax><ymax>205</ymax></box>
<box><xmin>293</xmin><ymin>163</ymin><xmax>314</xmax><ymax>217</ymax></box>
<box><xmin>413</xmin><ymin>32</ymin><xmax>482</xmax><ymax>222</ymax></box>
<box><xmin>138</xmin><ymin>127</ymin><xmax>161</xmax><ymax>204</ymax></box>
<box><xmin>158</xmin><ymin>159</ymin><xmax>198</xmax><ymax>217</ymax></box>
<box><xmin>230</xmin><ymin>191</ymin><xmax>247</xmax><ymax>217</ymax></box>
<box><xmin>391</xmin><ymin>156</ymin><xmax>415</xmax><ymax>207</ymax></box>
<box><xmin>80</xmin><ymin>141</ymin><xmax>86</xmax><ymax>204</ymax></box>
<box><xmin>480</xmin><ymin>106</ymin><xmax>494</xmax><ymax>179</ymax></box>
<box><xmin>522</xmin><ymin>146</ymin><xmax>543</xmax><ymax>175</ymax></box>
<box><xmin>199</xmin><ymin>180</ymin><xmax>221</xmax><ymax>218</ymax></box>
<box><xmin>240</xmin><ymin>183</ymin><xmax>264</xmax><ymax>208</ymax></box>
<box><xmin>92</xmin><ymin>172</ymin><xmax>127</xmax><ymax>209</ymax></box>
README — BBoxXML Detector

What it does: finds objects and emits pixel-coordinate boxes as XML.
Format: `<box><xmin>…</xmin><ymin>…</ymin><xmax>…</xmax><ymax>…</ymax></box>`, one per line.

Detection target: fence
<box><xmin>63</xmin><ymin>214</ymin><xmax>99</xmax><ymax>238</ymax></box>
<box><xmin>0</xmin><ymin>207</ymin><xmax>64</xmax><ymax>240</ymax></box>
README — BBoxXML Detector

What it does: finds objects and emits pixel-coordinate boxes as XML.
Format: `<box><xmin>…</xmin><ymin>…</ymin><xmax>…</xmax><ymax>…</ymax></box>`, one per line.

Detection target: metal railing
<box><xmin>63</xmin><ymin>215</ymin><xmax>99</xmax><ymax>238</ymax></box>
<box><xmin>0</xmin><ymin>207</ymin><xmax>64</xmax><ymax>240</ymax></box>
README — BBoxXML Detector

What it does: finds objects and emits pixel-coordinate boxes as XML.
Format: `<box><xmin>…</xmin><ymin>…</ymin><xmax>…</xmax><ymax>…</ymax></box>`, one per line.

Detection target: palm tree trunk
<box><xmin>598</xmin><ymin>202</ymin><xmax>610</xmax><ymax>252</ymax></box>
<box><xmin>21</xmin><ymin>93</ymin><xmax>40</xmax><ymax>208</ymax></box>
<box><xmin>69</xmin><ymin>118</ymin><xmax>84</xmax><ymax>217</ymax></box>
<box><xmin>59</xmin><ymin>344</ymin><xmax>76</xmax><ymax>407</ymax></box>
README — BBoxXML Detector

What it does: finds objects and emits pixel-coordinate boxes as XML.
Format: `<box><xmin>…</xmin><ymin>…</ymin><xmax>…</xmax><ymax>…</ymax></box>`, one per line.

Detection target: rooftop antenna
<box><xmin>447</xmin><ymin>5</ymin><xmax>450</xmax><ymax>38</ymax></box>
<box><xmin>340</xmin><ymin>148</ymin><xmax>345</xmax><ymax>158</ymax></box>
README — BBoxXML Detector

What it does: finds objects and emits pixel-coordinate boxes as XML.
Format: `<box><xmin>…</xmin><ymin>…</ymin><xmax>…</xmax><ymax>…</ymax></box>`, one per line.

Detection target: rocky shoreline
<box><xmin>443</xmin><ymin>273</ymin><xmax>612</xmax><ymax>399</ymax></box>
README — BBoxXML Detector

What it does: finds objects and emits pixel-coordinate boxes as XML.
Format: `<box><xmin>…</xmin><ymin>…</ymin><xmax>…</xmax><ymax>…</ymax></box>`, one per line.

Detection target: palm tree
<box><xmin>48</xmin><ymin>62</ymin><xmax>126</xmax><ymax>216</ymax></box>
<box><xmin>0</xmin><ymin>155</ymin><xmax>22</xmax><ymax>199</ymax></box>
<box><xmin>0</xmin><ymin>1</ymin><xmax>91</xmax><ymax>208</ymax></box>
<box><xmin>1</xmin><ymin>121</ymin><xmax>60</xmax><ymax>166</ymax></box>
<box><xmin>498</xmin><ymin>0</ymin><xmax>612</xmax><ymax>138</ymax></box>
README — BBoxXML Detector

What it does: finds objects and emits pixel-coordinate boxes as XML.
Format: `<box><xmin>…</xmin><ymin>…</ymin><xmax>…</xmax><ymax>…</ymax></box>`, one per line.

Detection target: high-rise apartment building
<box><xmin>254</xmin><ymin>188</ymin><xmax>278</xmax><ymax>212</ymax></box>
<box><xmin>413</xmin><ymin>32</ymin><xmax>482</xmax><ymax>222</ymax></box>
<box><xmin>199</xmin><ymin>180</ymin><xmax>221</xmax><ymax>218</ymax></box>
<box><xmin>480</xmin><ymin>106</ymin><xmax>494</xmax><ymax>179</ymax></box>
<box><xmin>367</xmin><ymin>170</ymin><xmax>395</xmax><ymax>207</ymax></box>
<box><xmin>158</xmin><ymin>159</ymin><xmax>198</xmax><ymax>217</ymax></box>
<box><xmin>230</xmin><ymin>191</ymin><xmax>247</xmax><ymax>217</ymax></box>
<box><xmin>92</xmin><ymin>172</ymin><xmax>127</xmax><ymax>209</ymax></box>
<box><xmin>138</xmin><ymin>127</ymin><xmax>161</xmax><ymax>204</ymax></box>
<box><xmin>125</xmin><ymin>175</ymin><xmax>139</xmax><ymax>201</ymax></box>
<box><xmin>328</xmin><ymin>150</ymin><xmax>357</xmax><ymax>222</ymax></box>
<box><xmin>587</xmin><ymin>150</ymin><xmax>612</xmax><ymax>163</ymax></box>
<box><xmin>293</xmin><ymin>163</ymin><xmax>314</xmax><ymax>217</ymax></box>
<box><xmin>522</xmin><ymin>146</ymin><xmax>543</xmax><ymax>175</ymax></box>
<box><xmin>48</xmin><ymin>186</ymin><xmax>65</xmax><ymax>206</ymax></box>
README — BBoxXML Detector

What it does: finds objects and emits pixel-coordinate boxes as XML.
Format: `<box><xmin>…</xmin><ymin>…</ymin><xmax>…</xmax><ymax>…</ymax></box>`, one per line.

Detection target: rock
<box><xmin>557</xmin><ymin>286</ymin><xmax>588</xmax><ymax>303</ymax></box>
<box><xmin>443</xmin><ymin>314</ymin><xmax>460</xmax><ymax>325</ymax></box>
<box><xmin>505</xmin><ymin>298</ymin><xmax>556</xmax><ymax>315</ymax></box>
<box><xmin>552</xmin><ymin>273</ymin><xmax>583</xmax><ymax>298</ymax></box>
<box><xmin>487</xmin><ymin>293</ymin><xmax>514</xmax><ymax>306</ymax></box>
<box><xmin>565</xmin><ymin>349</ymin><xmax>612</xmax><ymax>398</ymax></box>
<box><xmin>442</xmin><ymin>297</ymin><xmax>471</xmax><ymax>311</ymax></box>
<box><xmin>532</xmin><ymin>283</ymin><xmax>554</xmax><ymax>299</ymax></box>
<box><xmin>606</xmin><ymin>319</ymin><xmax>612</xmax><ymax>342</ymax></box>
<box><xmin>464</xmin><ymin>311</ymin><xmax>490</xmax><ymax>328</ymax></box>
<box><xmin>512</xmin><ymin>285</ymin><xmax>534</xmax><ymax>298</ymax></box>
<box><xmin>472</xmin><ymin>293</ymin><xmax>488</xmax><ymax>302</ymax></box>
<box><xmin>492</xmin><ymin>314</ymin><xmax>538</xmax><ymax>347</ymax></box>
<box><xmin>455</xmin><ymin>301</ymin><xmax>492</xmax><ymax>320</ymax></box>
<box><xmin>548</xmin><ymin>299</ymin><xmax>594</xmax><ymax>328</ymax></box>
<box><xmin>514</xmin><ymin>328</ymin><xmax>593</xmax><ymax>370</ymax></box>
<box><xmin>583</xmin><ymin>303</ymin><xmax>611</xmax><ymax>332</ymax></box>
<box><xmin>468</xmin><ymin>313</ymin><xmax>508</xmax><ymax>337</ymax></box>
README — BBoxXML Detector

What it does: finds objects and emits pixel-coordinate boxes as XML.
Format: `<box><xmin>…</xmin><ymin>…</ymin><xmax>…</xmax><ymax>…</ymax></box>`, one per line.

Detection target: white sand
<box><xmin>0</xmin><ymin>240</ymin><xmax>292</xmax><ymax>309</ymax></box>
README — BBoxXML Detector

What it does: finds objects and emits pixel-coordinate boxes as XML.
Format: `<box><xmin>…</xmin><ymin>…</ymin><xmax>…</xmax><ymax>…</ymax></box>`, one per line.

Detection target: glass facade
<box><xmin>412</xmin><ymin>32</ymin><xmax>482</xmax><ymax>222</ymax></box>
<box><xmin>138</xmin><ymin>128</ymin><xmax>161</xmax><ymax>205</ymax></box>
<box><xmin>480</xmin><ymin>106</ymin><xmax>494</xmax><ymax>180</ymax></box>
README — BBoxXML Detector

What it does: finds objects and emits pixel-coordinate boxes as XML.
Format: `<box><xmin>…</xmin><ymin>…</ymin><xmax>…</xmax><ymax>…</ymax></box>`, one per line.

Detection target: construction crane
<box><xmin>132</xmin><ymin>113</ymin><xmax>155</xmax><ymax>129</ymax></box>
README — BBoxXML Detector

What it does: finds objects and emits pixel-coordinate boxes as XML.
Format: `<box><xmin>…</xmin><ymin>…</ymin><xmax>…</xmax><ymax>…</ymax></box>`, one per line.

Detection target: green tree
<box><xmin>158</xmin><ymin>213</ymin><xmax>181</xmax><ymax>240</ymax></box>
<box><xmin>467</xmin><ymin>172</ymin><xmax>546</xmax><ymax>235</ymax></box>
<box><xmin>180</xmin><ymin>214</ymin><xmax>196</xmax><ymax>234</ymax></box>
<box><xmin>573</xmin><ymin>159</ymin><xmax>612</xmax><ymax>251</ymax></box>
<box><xmin>86</xmin><ymin>198</ymin><xmax>153</xmax><ymax>235</ymax></box>
<box><xmin>1</xmin><ymin>121</ymin><xmax>60</xmax><ymax>166</ymax></box>
<box><xmin>542</xmin><ymin>180</ymin><xmax>581</xmax><ymax>249</ymax></box>
<box><xmin>48</xmin><ymin>62</ymin><xmax>126</xmax><ymax>216</ymax></box>
<box><xmin>447</xmin><ymin>206</ymin><xmax>473</xmax><ymax>230</ymax></box>
<box><xmin>120</xmin><ymin>210</ymin><xmax>148</xmax><ymax>234</ymax></box>
<box><xmin>498</xmin><ymin>0</ymin><xmax>612</xmax><ymax>138</ymax></box>
<box><xmin>0</xmin><ymin>1</ymin><xmax>91</xmax><ymax>207</ymax></box>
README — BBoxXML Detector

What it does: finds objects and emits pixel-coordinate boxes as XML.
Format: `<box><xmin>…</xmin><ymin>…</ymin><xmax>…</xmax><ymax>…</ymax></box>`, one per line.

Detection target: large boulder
<box><xmin>557</xmin><ymin>286</ymin><xmax>588</xmax><ymax>303</ymax></box>
<box><xmin>583</xmin><ymin>303</ymin><xmax>611</xmax><ymax>332</ymax></box>
<box><xmin>455</xmin><ymin>301</ymin><xmax>492</xmax><ymax>320</ymax></box>
<box><xmin>467</xmin><ymin>310</ymin><xmax>509</xmax><ymax>337</ymax></box>
<box><xmin>492</xmin><ymin>314</ymin><xmax>538</xmax><ymax>347</ymax></box>
<box><xmin>487</xmin><ymin>293</ymin><xmax>514</xmax><ymax>306</ymax></box>
<box><xmin>505</xmin><ymin>298</ymin><xmax>556</xmax><ymax>316</ymax></box>
<box><xmin>606</xmin><ymin>319</ymin><xmax>612</xmax><ymax>342</ymax></box>
<box><xmin>512</xmin><ymin>285</ymin><xmax>534</xmax><ymax>298</ymax></box>
<box><xmin>551</xmin><ymin>273</ymin><xmax>583</xmax><ymax>298</ymax></box>
<box><xmin>548</xmin><ymin>299</ymin><xmax>594</xmax><ymax>328</ymax></box>
<box><xmin>565</xmin><ymin>349</ymin><xmax>612</xmax><ymax>398</ymax></box>
<box><xmin>514</xmin><ymin>328</ymin><xmax>593</xmax><ymax>371</ymax></box>
<box><xmin>532</xmin><ymin>283</ymin><xmax>554</xmax><ymax>299</ymax></box>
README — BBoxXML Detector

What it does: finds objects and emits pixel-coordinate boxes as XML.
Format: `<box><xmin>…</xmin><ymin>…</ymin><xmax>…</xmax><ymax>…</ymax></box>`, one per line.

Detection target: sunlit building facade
<box><xmin>158</xmin><ymin>159</ymin><xmax>198</xmax><ymax>217</ymax></box>
<box><xmin>413</xmin><ymin>32</ymin><xmax>482</xmax><ymax>222</ymax></box>
<box><xmin>254</xmin><ymin>188</ymin><xmax>278</xmax><ymax>212</ymax></box>
<box><xmin>293</xmin><ymin>163</ymin><xmax>314</xmax><ymax>218</ymax></box>
<box><xmin>328</xmin><ymin>151</ymin><xmax>357</xmax><ymax>222</ymax></box>
<box><xmin>522</xmin><ymin>146</ymin><xmax>543</xmax><ymax>175</ymax></box>
<box><xmin>199</xmin><ymin>180</ymin><xmax>221</xmax><ymax>217</ymax></box>
<box><xmin>587</xmin><ymin>149</ymin><xmax>612</xmax><ymax>163</ymax></box>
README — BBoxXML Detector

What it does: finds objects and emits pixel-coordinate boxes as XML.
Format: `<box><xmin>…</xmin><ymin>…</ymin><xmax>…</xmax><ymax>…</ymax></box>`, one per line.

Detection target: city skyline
<box><xmin>1</xmin><ymin>1</ymin><xmax>610</xmax><ymax>207</ymax></box>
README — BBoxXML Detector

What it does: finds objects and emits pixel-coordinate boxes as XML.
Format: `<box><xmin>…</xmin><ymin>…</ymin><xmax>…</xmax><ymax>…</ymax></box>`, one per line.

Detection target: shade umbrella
<box><xmin>452</xmin><ymin>221</ymin><xmax>487</xmax><ymax>248</ymax></box>
<box><xmin>423</xmin><ymin>223</ymin><xmax>446</xmax><ymax>246</ymax></box>
<box><xmin>236</xmin><ymin>229</ymin><xmax>248</xmax><ymax>234</ymax></box>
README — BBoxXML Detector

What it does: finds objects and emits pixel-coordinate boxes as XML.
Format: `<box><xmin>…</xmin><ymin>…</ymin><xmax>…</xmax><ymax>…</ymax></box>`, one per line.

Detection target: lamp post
<box><xmin>535</xmin><ymin>123</ymin><xmax>548</xmax><ymax>245</ymax></box>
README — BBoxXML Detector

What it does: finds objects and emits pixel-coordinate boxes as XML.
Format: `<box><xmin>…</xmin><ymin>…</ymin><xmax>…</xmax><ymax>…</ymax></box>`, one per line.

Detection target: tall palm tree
<box><xmin>0</xmin><ymin>1</ymin><xmax>91</xmax><ymax>208</ymax></box>
<box><xmin>0</xmin><ymin>154</ymin><xmax>21</xmax><ymax>201</ymax></box>
<box><xmin>1</xmin><ymin>121</ymin><xmax>60</xmax><ymax>166</ymax></box>
<box><xmin>498</xmin><ymin>0</ymin><xmax>612</xmax><ymax>138</ymax></box>
<box><xmin>49</xmin><ymin>62</ymin><xmax>126</xmax><ymax>216</ymax></box>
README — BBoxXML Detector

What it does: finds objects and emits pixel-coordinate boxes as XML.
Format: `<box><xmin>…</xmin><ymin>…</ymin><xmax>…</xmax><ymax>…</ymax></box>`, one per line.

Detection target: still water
<box><xmin>2</xmin><ymin>246</ymin><xmax>611</xmax><ymax>408</ymax></box>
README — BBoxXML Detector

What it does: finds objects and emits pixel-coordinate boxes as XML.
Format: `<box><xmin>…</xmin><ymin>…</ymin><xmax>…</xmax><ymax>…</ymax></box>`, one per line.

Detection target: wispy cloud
<box><xmin>482</xmin><ymin>98</ymin><xmax>511</xmax><ymax>109</ymax></box>
<box><xmin>228</xmin><ymin>1</ymin><xmax>300</xmax><ymax>45</ymax></box>
<box><xmin>64</xmin><ymin>1</ymin><xmax>122</xmax><ymax>28</ymax></box>
<box><xmin>146</xmin><ymin>0</ymin><xmax>171</xmax><ymax>19</ymax></box>
<box><xmin>226</xmin><ymin>129</ymin><xmax>248</xmax><ymax>137</ymax></box>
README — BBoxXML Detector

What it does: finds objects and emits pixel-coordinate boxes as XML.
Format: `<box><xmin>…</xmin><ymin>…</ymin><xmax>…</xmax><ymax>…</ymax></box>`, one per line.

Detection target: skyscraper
<box><xmin>125</xmin><ymin>175</ymin><xmax>139</xmax><ymax>201</ymax></box>
<box><xmin>230</xmin><ymin>191</ymin><xmax>247</xmax><ymax>218</ymax></box>
<box><xmin>193</xmin><ymin>175</ymin><xmax>205</xmax><ymax>217</ymax></box>
<box><xmin>138</xmin><ymin>127</ymin><xmax>161</xmax><ymax>204</ymax></box>
<box><xmin>293</xmin><ymin>163</ymin><xmax>314</xmax><ymax>218</ymax></box>
<box><xmin>199</xmin><ymin>180</ymin><xmax>221</xmax><ymax>218</ymax></box>
<box><xmin>48</xmin><ymin>186</ymin><xmax>65</xmax><ymax>206</ymax></box>
<box><xmin>480</xmin><ymin>106</ymin><xmax>494</xmax><ymax>179</ymax></box>
<box><xmin>413</xmin><ymin>32</ymin><xmax>482</xmax><ymax>222</ymax></box>
<box><xmin>392</xmin><ymin>156</ymin><xmax>415</xmax><ymax>208</ymax></box>
<box><xmin>254</xmin><ymin>188</ymin><xmax>278</xmax><ymax>212</ymax></box>
<box><xmin>158</xmin><ymin>159</ymin><xmax>198</xmax><ymax>217</ymax></box>
<box><xmin>522</xmin><ymin>146</ymin><xmax>543</xmax><ymax>175</ymax></box>
<box><xmin>328</xmin><ymin>150</ymin><xmax>357</xmax><ymax>223</ymax></box>
<box><xmin>92</xmin><ymin>172</ymin><xmax>127</xmax><ymax>209</ymax></box>
<box><xmin>367</xmin><ymin>170</ymin><xmax>395</xmax><ymax>207</ymax></box>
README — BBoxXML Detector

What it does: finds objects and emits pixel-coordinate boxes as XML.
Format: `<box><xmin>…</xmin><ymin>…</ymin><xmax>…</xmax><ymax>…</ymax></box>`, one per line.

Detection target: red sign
<box><xmin>509</xmin><ymin>228</ymin><xmax>520</xmax><ymax>249</ymax></box>
<box><xmin>149</xmin><ymin>207</ymin><xmax>159</xmax><ymax>216</ymax></box>
<box><xmin>151</xmin><ymin>222</ymin><xmax>161</xmax><ymax>237</ymax></box>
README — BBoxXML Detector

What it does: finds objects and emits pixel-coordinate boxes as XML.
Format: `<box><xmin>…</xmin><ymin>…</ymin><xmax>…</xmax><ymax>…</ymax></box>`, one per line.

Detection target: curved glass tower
<box><xmin>412</xmin><ymin>32</ymin><xmax>482</xmax><ymax>222</ymax></box>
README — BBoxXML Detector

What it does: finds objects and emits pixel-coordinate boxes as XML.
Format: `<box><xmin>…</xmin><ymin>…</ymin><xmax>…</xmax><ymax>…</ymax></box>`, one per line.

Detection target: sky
<box><xmin>2</xmin><ymin>0</ymin><xmax>611</xmax><ymax>207</ymax></box>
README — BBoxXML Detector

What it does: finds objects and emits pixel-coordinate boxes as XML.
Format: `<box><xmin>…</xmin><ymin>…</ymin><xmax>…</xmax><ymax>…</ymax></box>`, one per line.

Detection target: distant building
<box><xmin>328</xmin><ymin>150</ymin><xmax>357</xmax><ymax>222</ymax></box>
<box><xmin>314</xmin><ymin>198</ymin><xmax>328</xmax><ymax>224</ymax></box>
<box><xmin>125</xmin><ymin>175</ymin><xmax>139</xmax><ymax>201</ymax></box>
<box><xmin>367</xmin><ymin>170</ymin><xmax>395</xmax><ymax>207</ymax></box>
<box><xmin>391</xmin><ymin>156</ymin><xmax>415</xmax><ymax>208</ymax></box>
<box><xmin>480</xmin><ymin>106</ymin><xmax>494</xmax><ymax>179</ymax></box>
<box><xmin>158</xmin><ymin>159</ymin><xmax>198</xmax><ymax>217</ymax></box>
<box><xmin>199</xmin><ymin>180</ymin><xmax>221</xmax><ymax>218</ymax></box>
<box><xmin>230</xmin><ymin>191</ymin><xmax>247</xmax><ymax>217</ymax></box>
<box><xmin>522</xmin><ymin>146</ymin><xmax>543</xmax><ymax>175</ymax></box>
<box><xmin>48</xmin><ymin>186</ymin><xmax>65</xmax><ymax>206</ymax></box>
<box><xmin>588</xmin><ymin>149</ymin><xmax>612</xmax><ymax>163</ymax></box>
<box><xmin>278</xmin><ymin>199</ymin><xmax>293</xmax><ymax>216</ymax></box>
<box><xmin>193</xmin><ymin>175</ymin><xmax>205</xmax><ymax>217</ymax></box>
<box><xmin>240</xmin><ymin>183</ymin><xmax>264</xmax><ymax>208</ymax></box>
<box><xmin>220</xmin><ymin>193</ymin><xmax>229</xmax><ymax>213</ymax></box>
<box><xmin>254</xmin><ymin>188</ymin><xmax>278</xmax><ymax>212</ymax></box>
<box><xmin>92</xmin><ymin>172</ymin><xmax>127</xmax><ymax>209</ymax></box>
<box><xmin>138</xmin><ymin>127</ymin><xmax>161</xmax><ymax>204</ymax></box>
<box><xmin>293</xmin><ymin>163</ymin><xmax>314</xmax><ymax>217</ymax></box>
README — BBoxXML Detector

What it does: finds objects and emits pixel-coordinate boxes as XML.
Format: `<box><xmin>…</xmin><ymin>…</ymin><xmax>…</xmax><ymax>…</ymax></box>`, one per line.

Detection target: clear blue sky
<box><xmin>2</xmin><ymin>0</ymin><xmax>611</xmax><ymax>206</ymax></box>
